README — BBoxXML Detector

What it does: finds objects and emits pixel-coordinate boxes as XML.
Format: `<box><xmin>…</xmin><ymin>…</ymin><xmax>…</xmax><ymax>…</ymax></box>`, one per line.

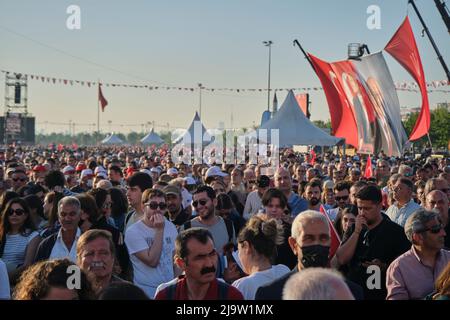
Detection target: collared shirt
<box><xmin>243</xmin><ymin>190</ymin><xmax>263</xmax><ymax>220</ymax></box>
<box><xmin>386</xmin><ymin>199</ymin><xmax>421</xmax><ymax>227</ymax></box>
<box><xmin>288</xmin><ymin>192</ymin><xmax>308</xmax><ymax>217</ymax></box>
<box><xmin>386</xmin><ymin>246</ymin><xmax>450</xmax><ymax>300</ymax></box>
<box><xmin>49</xmin><ymin>228</ymin><xmax>81</xmax><ymax>262</ymax></box>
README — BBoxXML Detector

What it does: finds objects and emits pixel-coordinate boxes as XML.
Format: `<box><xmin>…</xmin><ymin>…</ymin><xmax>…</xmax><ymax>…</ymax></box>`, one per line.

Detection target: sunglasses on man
<box><xmin>192</xmin><ymin>199</ymin><xmax>208</xmax><ymax>208</ymax></box>
<box><xmin>419</xmin><ymin>224</ymin><xmax>444</xmax><ymax>234</ymax></box>
<box><xmin>144</xmin><ymin>201</ymin><xmax>167</xmax><ymax>210</ymax></box>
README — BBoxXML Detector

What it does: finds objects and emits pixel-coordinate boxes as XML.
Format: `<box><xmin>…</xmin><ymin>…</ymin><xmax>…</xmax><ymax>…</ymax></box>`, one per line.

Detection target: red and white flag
<box><xmin>364</xmin><ymin>155</ymin><xmax>373</xmax><ymax>178</ymax></box>
<box><xmin>98</xmin><ymin>84</ymin><xmax>108</xmax><ymax>112</ymax></box>
<box><xmin>319</xmin><ymin>204</ymin><xmax>341</xmax><ymax>260</ymax></box>
<box><xmin>385</xmin><ymin>16</ymin><xmax>430</xmax><ymax>141</ymax></box>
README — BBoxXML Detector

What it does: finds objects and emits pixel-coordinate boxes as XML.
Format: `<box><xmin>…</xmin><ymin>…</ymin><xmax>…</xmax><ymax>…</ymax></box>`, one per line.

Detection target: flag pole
<box><xmin>97</xmin><ymin>81</ymin><xmax>100</xmax><ymax>145</ymax></box>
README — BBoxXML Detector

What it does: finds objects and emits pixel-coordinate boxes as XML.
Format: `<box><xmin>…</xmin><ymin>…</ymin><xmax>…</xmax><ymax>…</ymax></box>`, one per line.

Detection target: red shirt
<box><xmin>155</xmin><ymin>277</ymin><xmax>244</xmax><ymax>300</ymax></box>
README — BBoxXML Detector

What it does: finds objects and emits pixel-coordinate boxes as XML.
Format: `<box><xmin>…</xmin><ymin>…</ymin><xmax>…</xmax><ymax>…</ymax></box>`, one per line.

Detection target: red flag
<box><xmin>295</xmin><ymin>93</ymin><xmax>309</xmax><ymax>117</ymax></box>
<box><xmin>309</xmin><ymin>149</ymin><xmax>316</xmax><ymax>165</ymax></box>
<box><xmin>98</xmin><ymin>84</ymin><xmax>108</xmax><ymax>112</ymax></box>
<box><xmin>308</xmin><ymin>54</ymin><xmax>360</xmax><ymax>148</ymax></box>
<box><xmin>364</xmin><ymin>155</ymin><xmax>373</xmax><ymax>178</ymax></box>
<box><xmin>319</xmin><ymin>205</ymin><xmax>341</xmax><ymax>259</ymax></box>
<box><xmin>57</xmin><ymin>144</ymin><xmax>64</xmax><ymax>152</ymax></box>
<box><xmin>385</xmin><ymin>16</ymin><xmax>430</xmax><ymax>141</ymax></box>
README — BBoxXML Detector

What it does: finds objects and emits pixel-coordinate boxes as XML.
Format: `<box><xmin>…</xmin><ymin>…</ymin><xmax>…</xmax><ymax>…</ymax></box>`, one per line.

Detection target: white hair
<box><xmin>282</xmin><ymin>268</ymin><xmax>352</xmax><ymax>300</ymax></box>
<box><xmin>291</xmin><ymin>210</ymin><xmax>329</xmax><ymax>241</ymax></box>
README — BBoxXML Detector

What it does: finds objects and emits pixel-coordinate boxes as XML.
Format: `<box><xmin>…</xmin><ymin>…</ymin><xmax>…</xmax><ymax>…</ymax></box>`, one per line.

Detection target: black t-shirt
<box><xmin>165</xmin><ymin>207</ymin><xmax>191</xmax><ymax>228</ymax></box>
<box><xmin>343</xmin><ymin>214</ymin><xmax>410</xmax><ymax>300</ymax></box>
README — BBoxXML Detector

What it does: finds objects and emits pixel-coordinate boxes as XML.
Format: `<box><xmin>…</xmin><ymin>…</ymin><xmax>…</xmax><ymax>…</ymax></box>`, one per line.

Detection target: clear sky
<box><xmin>0</xmin><ymin>0</ymin><xmax>448</xmax><ymax>135</ymax></box>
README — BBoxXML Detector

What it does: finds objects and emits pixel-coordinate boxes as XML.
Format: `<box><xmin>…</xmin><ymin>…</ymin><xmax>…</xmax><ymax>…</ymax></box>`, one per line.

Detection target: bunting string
<box><xmin>1</xmin><ymin>69</ymin><xmax>449</xmax><ymax>94</ymax></box>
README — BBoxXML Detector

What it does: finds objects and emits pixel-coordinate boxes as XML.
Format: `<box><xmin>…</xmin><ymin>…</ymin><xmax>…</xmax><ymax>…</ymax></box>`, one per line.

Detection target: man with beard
<box><xmin>77</xmin><ymin>229</ymin><xmax>126</xmax><ymax>294</ymax></box>
<box><xmin>334</xmin><ymin>185</ymin><xmax>410</xmax><ymax>300</ymax></box>
<box><xmin>255</xmin><ymin>210</ymin><xmax>363</xmax><ymax>300</ymax></box>
<box><xmin>155</xmin><ymin>228</ymin><xmax>243</xmax><ymax>300</ymax></box>
<box><xmin>34</xmin><ymin>196</ymin><xmax>82</xmax><ymax>262</ymax></box>
<box><xmin>163</xmin><ymin>185</ymin><xmax>191</xmax><ymax>229</ymax></box>
<box><xmin>304</xmin><ymin>179</ymin><xmax>322</xmax><ymax>211</ymax></box>
<box><xmin>180</xmin><ymin>186</ymin><xmax>235</xmax><ymax>255</ymax></box>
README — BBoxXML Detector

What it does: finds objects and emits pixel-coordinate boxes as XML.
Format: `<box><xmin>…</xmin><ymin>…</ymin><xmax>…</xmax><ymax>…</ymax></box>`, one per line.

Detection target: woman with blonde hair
<box><xmin>231</xmin><ymin>215</ymin><xmax>290</xmax><ymax>300</ymax></box>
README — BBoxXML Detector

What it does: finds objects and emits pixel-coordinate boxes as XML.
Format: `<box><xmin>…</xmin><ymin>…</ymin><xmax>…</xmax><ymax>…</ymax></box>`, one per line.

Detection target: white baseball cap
<box><xmin>205</xmin><ymin>166</ymin><xmax>227</xmax><ymax>178</ymax></box>
<box><xmin>167</xmin><ymin>167</ymin><xmax>178</xmax><ymax>176</ymax></box>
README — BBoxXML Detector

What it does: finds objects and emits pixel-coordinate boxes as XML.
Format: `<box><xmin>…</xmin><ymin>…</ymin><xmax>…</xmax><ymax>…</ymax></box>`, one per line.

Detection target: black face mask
<box><xmin>300</xmin><ymin>245</ymin><xmax>330</xmax><ymax>268</ymax></box>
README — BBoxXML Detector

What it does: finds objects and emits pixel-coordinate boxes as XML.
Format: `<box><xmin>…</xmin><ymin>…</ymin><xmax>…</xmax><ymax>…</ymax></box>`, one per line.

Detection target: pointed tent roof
<box><xmin>172</xmin><ymin>112</ymin><xmax>212</xmax><ymax>145</ymax></box>
<box><xmin>140</xmin><ymin>129</ymin><xmax>164</xmax><ymax>145</ymax></box>
<box><xmin>251</xmin><ymin>90</ymin><xmax>343</xmax><ymax>147</ymax></box>
<box><xmin>101</xmin><ymin>133</ymin><xmax>124</xmax><ymax>145</ymax></box>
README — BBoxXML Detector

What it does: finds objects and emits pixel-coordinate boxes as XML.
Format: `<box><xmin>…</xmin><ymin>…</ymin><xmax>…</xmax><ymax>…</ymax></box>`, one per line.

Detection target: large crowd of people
<box><xmin>0</xmin><ymin>144</ymin><xmax>449</xmax><ymax>300</ymax></box>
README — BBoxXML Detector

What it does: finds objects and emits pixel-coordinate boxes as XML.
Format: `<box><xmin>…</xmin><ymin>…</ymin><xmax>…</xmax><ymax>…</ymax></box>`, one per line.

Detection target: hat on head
<box><xmin>184</xmin><ymin>177</ymin><xmax>196</xmax><ymax>185</ymax></box>
<box><xmin>96</xmin><ymin>171</ymin><xmax>108</xmax><ymax>179</ymax></box>
<box><xmin>94</xmin><ymin>166</ymin><xmax>107</xmax><ymax>175</ymax></box>
<box><xmin>150</xmin><ymin>167</ymin><xmax>161</xmax><ymax>174</ymax></box>
<box><xmin>32</xmin><ymin>165</ymin><xmax>47</xmax><ymax>172</ymax></box>
<box><xmin>163</xmin><ymin>185</ymin><xmax>181</xmax><ymax>197</ymax></box>
<box><xmin>256</xmin><ymin>175</ymin><xmax>271</xmax><ymax>188</ymax></box>
<box><xmin>76</xmin><ymin>162</ymin><xmax>87</xmax><ymax>172</ymax></box>
<box><xmin>205</xmin><ymin>166</ymin><xmax>227</xmax><ymax>178</ymax></box>
<box><xmin>80</xmin><ymin>169</ymin><xmax>94</xmax><ymax>179</ymax></box>
<box><xmin>167</xmin><ymin>167</ymin><xmax>178</xmax><ymax>176</ymax></box>
<box><xmin>62</xmin><ymin>165</ymin><xmax>76</xmax><ymax>175</ymax></box>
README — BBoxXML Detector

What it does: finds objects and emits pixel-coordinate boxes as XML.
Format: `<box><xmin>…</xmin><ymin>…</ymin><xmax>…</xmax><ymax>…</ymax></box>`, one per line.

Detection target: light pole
<box><xmin>263</xmin><ymin>40</ymin><xmax>273</xmax><ymax>112</ymax></box>
<box><xmin>198</xmin><ymin>83</ymin><xmax>203</xmax><ymax>119</ymax></box>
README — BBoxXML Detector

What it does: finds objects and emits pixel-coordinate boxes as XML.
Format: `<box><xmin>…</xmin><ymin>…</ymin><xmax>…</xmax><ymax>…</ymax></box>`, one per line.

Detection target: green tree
<box><xmin>403</xmin><ymin>107</ymin><xmax>450</xmax><ymax>150</ymax></box>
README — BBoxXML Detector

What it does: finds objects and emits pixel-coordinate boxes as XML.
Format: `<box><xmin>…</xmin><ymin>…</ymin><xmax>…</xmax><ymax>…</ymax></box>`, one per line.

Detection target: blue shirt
<box><xmin>288</xmin><ymin>192</ymin><xmax>308</xmax><ymax>216</ymax></box>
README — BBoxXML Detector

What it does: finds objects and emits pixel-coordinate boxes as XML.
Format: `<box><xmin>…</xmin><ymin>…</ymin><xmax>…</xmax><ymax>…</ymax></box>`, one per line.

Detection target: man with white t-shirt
<box><xmin>243</xmin><ymin>175</ymin><xmax>270</xmax><ymax>220</ymax></box>
<box><xmin>125</xmin><ymin>189</ymin><xmax>178</xmax><ymax>298</ymax></box>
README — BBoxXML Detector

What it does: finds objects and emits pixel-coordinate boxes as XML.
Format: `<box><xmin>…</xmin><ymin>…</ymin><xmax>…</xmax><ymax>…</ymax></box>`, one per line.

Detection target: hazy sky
<box><xmin>0</xmin><ymin>0</ymin><xmax>448</xmax><ymax>135</ymax></box>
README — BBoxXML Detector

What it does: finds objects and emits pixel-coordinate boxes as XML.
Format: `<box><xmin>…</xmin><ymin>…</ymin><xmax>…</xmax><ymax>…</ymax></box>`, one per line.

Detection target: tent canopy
<box><xmin>101</xmin><ymin>133</ymin><xmax>124</xmax><ymax>145</ymax></box>
<box><xmin>140</xmin><ymin>129</ymin><xmax>164</xmax><ymax>145</ymax></box>
<box><xmin>172</xmin><ymin>112</ymin><xmax>212</xmax><ymax>146</ymax></box>
<box><xmin>250</xmin><ymin>90</ymin><xmax>343</xmax><ymax>147</ymax></box>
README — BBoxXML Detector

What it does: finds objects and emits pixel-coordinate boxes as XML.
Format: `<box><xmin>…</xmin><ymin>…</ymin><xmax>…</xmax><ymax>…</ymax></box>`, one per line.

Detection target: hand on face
<box><xmin>149</xmin><ymin>212</ymin><xmax>165</xmax><ymax>229</ymax></box>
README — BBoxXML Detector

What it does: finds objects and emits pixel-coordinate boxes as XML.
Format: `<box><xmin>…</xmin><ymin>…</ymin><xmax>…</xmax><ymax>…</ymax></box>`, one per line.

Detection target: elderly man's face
<box><xmin>58</xmin><ymin>204</ymin><xmax>81</xmax><ymax>232</ymax></box>
<box><xmin>79</xmin><ymin>237</ymin><xmax>114</xmax><ymax>280</ymax></box>
<box><xmin>426</xmin><ymin>191</ymin><xmax>449</xmax><ymax>226</ymax></box>
<box><xmin>275</xmin><ymin>169</ymin><xmax>292</xmax><ymax>192</ymax></box>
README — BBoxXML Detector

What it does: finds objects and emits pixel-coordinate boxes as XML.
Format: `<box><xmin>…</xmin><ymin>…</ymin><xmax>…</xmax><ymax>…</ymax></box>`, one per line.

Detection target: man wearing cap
<box><xmin>204</xmin><ymin>166</ymin><xmax>228</xmax><ymax>185</ymax></box>
<box><xmin>386</xmin><ymin>209</ymin><xmax>450</xmax><ymax>300</ymax></box>
<box><xmin>150</xmin><ymin>167</ymin><xmax>160</xmax><ymax>183</ymax></box>
<box><xmin>243</xmin><ymin>175</ymin><xmax>270</xmax><ymax>220</ymax></box>
<box><xmin>274</xmin><ymin>167</ymin><xmax>308</xmax><ymax>217</ymax></box>
<box><xmin>31</xmin><ymin>165</ymin><xmax>47</xmax><ymax>186</ymax></box>
<box><xmin>163</xmin><ymin>185</ymin><xmax>191</xmax><ymax>229</ymax></box>
<box><xmin>70</xmin><ymin>169</ymin><xmax>94</xmax><ymax>193</ymax></box>
<box><xmin>167</xmin><ymin>167</ymin><xmax>178</xmax><ymax>179</ymax></box>
<box><xmin>62</xmin><ymin>165</ymin><xmax>78</xmax><ymax>189</ymax></box>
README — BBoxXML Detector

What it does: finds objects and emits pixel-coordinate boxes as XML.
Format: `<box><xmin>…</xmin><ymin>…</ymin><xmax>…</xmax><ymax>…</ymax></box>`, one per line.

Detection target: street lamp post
<box><xmin>263</xmin><ymin>40</ymin><xmax>273</xmax><ymax>112</ymax></box>
<box><xmin>198</xmin><ymin>83</ymin><xmax>203</xmax><ymax>119</ymax></box>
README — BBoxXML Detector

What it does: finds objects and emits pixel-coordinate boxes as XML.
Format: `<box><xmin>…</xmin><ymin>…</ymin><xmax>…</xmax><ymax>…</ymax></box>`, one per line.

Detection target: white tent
<box><xmin>101</xmin><ymin>133</ymin><xmax>124</xmax><ymax>145</ymax></box>
<box><xmin>250</xmin><ymin>90</ymin><xmax>343</xmax><ymax>147</ymax></box>
<box><xmin>172</xmin><ymin>112</ymin><xmax>212</xmax><ymax>146</ymax></box>
<box><xmin>140</xmin><ymin>129</ymin><xmax>164</xmax><ymax>145</ymax></box>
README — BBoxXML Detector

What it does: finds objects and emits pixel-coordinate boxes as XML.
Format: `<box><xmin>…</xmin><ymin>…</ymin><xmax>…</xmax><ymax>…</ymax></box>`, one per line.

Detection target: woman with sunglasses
<box><xmin>124</xmin><ymin>188</ymin><xmax>178</xmax><ymax>298</ymax></box>
<box><xmin>0</xmin><ymin>198</ymin><xmax>41</xmax><ymax>282</ymax></box>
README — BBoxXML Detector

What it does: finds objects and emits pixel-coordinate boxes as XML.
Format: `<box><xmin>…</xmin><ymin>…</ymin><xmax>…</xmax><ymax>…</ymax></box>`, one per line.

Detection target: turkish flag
<box><xmin>98</xmin><ymin>84</ymin><xmax>108</xmax><ymax>112</ymax></box>
<box><xmin>385</xmin><ymin>16</ymin><xmax>430</xmax><ymax>141</ymax></box>
<box><xmin>319</xmin><ymin>205</ymin><xmax>341</xmax><ymax>260</ymax></box>
<box><xmin>364</xmin><ymin>154</ymin><xmax>373</xmax><ymax>178</ymax></box>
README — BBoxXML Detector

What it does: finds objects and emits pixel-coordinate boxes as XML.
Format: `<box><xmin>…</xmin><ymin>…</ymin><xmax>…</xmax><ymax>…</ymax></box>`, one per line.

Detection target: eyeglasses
<box><xmin>12</xmin><ymin>178</ymin><xmax>27</xmax><ymax>182</ymax></box>
<box><xmin>144</xmin><ymin>201</ymin><xmax>167</xmax><ymax>210</ymax></box>
<box><xmin>335</xmin><ymin>195</ymin><xmax>349</xmax><ymax>201</ymax></box>
<box><xmin>420</xmin><ymin>224</ymin><xmax>444</xmax><ymax>234</ymax></box>
<box><xmin>8</xmin><ymin>208</ymin><xmax>25</xmax><ymax>216</ymax></box>
<box><xmin>192</xmin><ymin>199</ymin><xmax>208</xmax><ymax>208</ymax></box>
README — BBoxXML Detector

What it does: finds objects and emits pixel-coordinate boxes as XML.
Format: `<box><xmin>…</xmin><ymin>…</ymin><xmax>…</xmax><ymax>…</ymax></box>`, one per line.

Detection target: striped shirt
<box><xmin>1</xmin><ymin>230</ymin><xmax>39</xmax><ymax>271</ymax></box>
